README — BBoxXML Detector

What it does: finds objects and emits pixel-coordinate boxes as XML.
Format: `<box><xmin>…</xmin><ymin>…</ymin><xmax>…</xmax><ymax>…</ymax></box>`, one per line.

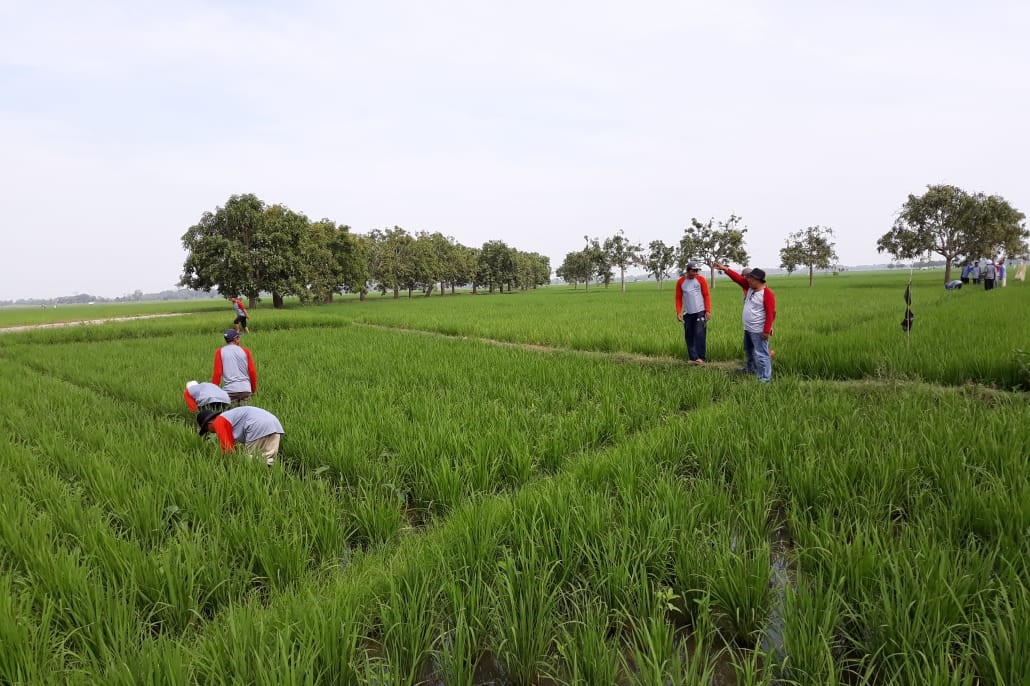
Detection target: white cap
<box><xmin>186</xmin><ymin>380</ymin><xmax>198</xmax><ymax>389</ymax></box>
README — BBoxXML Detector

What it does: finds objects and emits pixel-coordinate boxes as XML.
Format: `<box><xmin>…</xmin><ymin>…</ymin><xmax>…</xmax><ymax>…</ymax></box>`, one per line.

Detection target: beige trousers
<box><xmin>243</xmin><ymin>434</ymin><xmax>281</xmax><ymax>466</ymax></box>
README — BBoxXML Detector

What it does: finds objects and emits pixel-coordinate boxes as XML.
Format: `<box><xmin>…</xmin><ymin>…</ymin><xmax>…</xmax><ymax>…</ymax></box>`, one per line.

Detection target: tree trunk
<box><xmin>323</xmin><ymin>292</ymin><xmax>334</xmax><ymax>304</ymax></box>
<box><xmin>393</xmin><ymin>287</ymin><xmax>399</xmax><ymax>299</ymax></box>
<box><xmin>620</xmin><ymin>268</ymin><xmax>626</xmax><ymax>292</ymax></box>
<box><xmin>272</xmin><ymin>292</ymin><xmax>284</xmax><ymax>309</ymax></box>
<box><xmin>440</xmin><ymin>281</ymin><xmax>446</xmax><ymax>295</ymax></box>
<box><xmin>944</xmin><ymin>258</ymin><xmax>953</xmax><ymax>283</ymax></box>
<box><xmin>808</xmin><ymin>265</ymin><xmax>814</xmax><ymax>287</ymax></box>
<box><xmin>359</xmin><ymin>290</ymin><xmax>367</xmax><ymax>302</ymax></box>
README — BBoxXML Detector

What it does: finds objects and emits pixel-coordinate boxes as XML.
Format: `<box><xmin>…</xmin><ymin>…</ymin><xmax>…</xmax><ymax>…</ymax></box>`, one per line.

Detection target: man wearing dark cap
<box><xmin>212</xmin><ymin>329</ymin><xmax>258</xmax><ymax>405</ymax></box>
<box><xmin>197</xmin><ymin>406</ymin><xmax>284</xmax><ymax>466</ymax></box>
<box><xmin>674</xmin><ymin>261</ymin><xmax>712</xmax><ymax>364</ymax></box>
<box><xmin>713</xmin><ymin>262</ymin><xmax>777</xmax><ymax>382</ymax></box>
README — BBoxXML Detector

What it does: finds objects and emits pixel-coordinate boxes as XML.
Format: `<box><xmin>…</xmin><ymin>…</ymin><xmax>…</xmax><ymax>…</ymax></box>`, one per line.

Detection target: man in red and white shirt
<box><xmin>714</xmin><ymin>262</ymin><xmax>776</xmax><ymax>382</ymax></box>
<box><xmin>231</xmin><ymin>296</ymin><xmax>250</xmax><ymax>333</ymax></box>
<box><xmin>674</xmin><ymin>261</ymin><xmax>712</xmax><ymax>364</ymax></box>
<box><xmin>197</xmin><ymin>406</ymin><xmax>284</xmax><ymax>466</ymax></box>
<box><xmin>213</xmin><ymin>329</ymin><xmax>258</xmax><ymax>405</ymax></box>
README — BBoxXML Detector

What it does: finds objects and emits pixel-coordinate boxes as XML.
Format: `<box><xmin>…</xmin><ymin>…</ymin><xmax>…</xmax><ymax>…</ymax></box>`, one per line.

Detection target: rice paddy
<box><xmin>0</xmin><ymin>270</ymin><xmax>1027</xmax><ymax>684</ymax></box>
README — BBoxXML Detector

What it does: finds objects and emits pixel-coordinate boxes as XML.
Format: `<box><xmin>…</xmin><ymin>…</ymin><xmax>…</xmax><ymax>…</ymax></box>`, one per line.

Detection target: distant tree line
<box><xmin>179</xmin><ymin>194</ymin><xmax>551</xmax><ymax>308</ymax></box>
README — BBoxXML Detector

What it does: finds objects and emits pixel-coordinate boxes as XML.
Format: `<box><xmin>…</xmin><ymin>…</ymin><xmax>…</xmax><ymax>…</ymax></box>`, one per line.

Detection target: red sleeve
<box><xmin>235</xmin><ymin>299</ymin><xmax>248</xmax><ymax>315</ymax></box>
<box><xmin>212</xmin><ymin>349</ymin><xmax>223</xmax><ymax>385</ymax></box>
<box><xmin>723</xmin><ymin>268</ymin><xmax>749</xmax><ymax>290</ymax></box>
<box><xmin>213</xmin><ymin>417</ymin><xmax>235</xmax><ymax>453</ymax></box>
<box><xmin>183</xmin><ymin>388</ymin><xmax>198</xmax><ymax>412</ymax></box>
<box><xmin>763</xmin><ymin>288</ymin><xmax>776</xmax><ymax>335</ymax></box>
<box><xmin>698</xmin><ymin>276</ymin><xmax>711</xmax><ymax>312</ymax></box>
<box><xmin>245</xmin><ymin>348</ymin><xmax>257</xmax><ymax>393</ymax></box>
<box><xmin>674</xmin><ymin>276</ymin><xmax>686</xmax><ymax>313</ymax></box>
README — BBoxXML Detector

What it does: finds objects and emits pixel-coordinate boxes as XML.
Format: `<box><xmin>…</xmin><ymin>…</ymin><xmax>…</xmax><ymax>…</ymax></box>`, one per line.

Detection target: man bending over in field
<box><xmin>183</xmin><ymin>380</ymin><xmax>230</xmax><ymax>413</ymax></box>
<box><xmin>197</xmin><ymin>406</ymin><xmax>284</xmax><ymax>466</ymax></box>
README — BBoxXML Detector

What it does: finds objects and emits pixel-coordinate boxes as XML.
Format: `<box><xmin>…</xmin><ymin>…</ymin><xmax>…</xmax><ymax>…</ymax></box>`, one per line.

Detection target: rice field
<box><xmin>0</xmin><ymin>270</ymin><xmax>1027</xmax><ymax>684</ymax></box>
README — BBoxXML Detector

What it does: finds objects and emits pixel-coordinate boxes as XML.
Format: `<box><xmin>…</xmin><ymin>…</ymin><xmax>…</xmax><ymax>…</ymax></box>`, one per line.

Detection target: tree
<box><xmin>259</xmin><ymin>204</ymin><xmax>312</xmax><ymax>308</ymax></box>
<box><xmin>582</xmin><ymin>236</ymin><xmax>612</xmax><ymax>287</ymax></box>
<box><xmin>302</xmin><ymin>220</ymin><xmax>364</xmax><ymax>303</ymax></box>
<box><xmin>556</xmin><ymin>250</ymin><xmax>593</xmax><ymax>289</ymax></box>
<box><xmin>678</xmin><ymin>214</ymin><xmax>749</xmax><ymax>284</ymax></box>
<box><xmin>602</xmin><ymin>230</ymin><xmax>642</xmax><ymax>292</ymax></box>
<box><xmin>179</xmin><ymin>194</ymin><xmax>267</xmax><ymax>306</ymax></box>
<box><xmin>877</xmin><ymin>184</ymin><xmax>1027</xmax><ymax>282</ymax></box>
<box><xmin>479</xmin><ymin>240</ymin><xmax>515</xmax><ymax>293</ymax></box>
<box><xmin>779</xmin><ymin>226</ymin><xmax>839</xmax><ymax>287</ymax></box>
<box><xmin>642</xmin><ymin>240</ymin><xmax>676</xmax><ymax>289</ymax></box>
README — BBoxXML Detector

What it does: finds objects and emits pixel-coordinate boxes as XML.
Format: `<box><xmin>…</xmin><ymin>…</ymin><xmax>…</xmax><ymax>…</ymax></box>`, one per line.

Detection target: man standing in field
<box><xmin>197</xmin><ymin>406</ymin><xmax>284</xmax><ymax>466</ymax></box>
<box><xmin>183</xmin><ymin>380</ymin><xmax>230</xmax><ymax>413</ymax></box>
<box><xmin>675</xmin><ymin>261</ymin><xmax>711</xmax><ymax>364</ymax></box>
<box><xmin>213</xmin><ymin>329</ymin><xmax>258</xmax><ymax>405</ymax></box>
<box><xmin>713</xmin><ymin>262</ymin><xmax>776</xmax><ymax>383</ymax></box>
<box><xmin>231</xmin><ymin>296</ymin><xmax>250</xmax><ymax>334</ymax></box>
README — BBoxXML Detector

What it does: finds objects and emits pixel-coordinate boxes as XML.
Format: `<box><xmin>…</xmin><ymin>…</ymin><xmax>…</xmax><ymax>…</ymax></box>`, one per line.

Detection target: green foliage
<box><xmin>1</xmin><ymin>271</ymin><xmax>1028</xmax><ymax>683</ymax></box>
<box><xmin>678</xmin><ymin>214</ymin><xmax>750</xmax><ymax>284</ymax></box>
<box><xmin>779</xmin><ymin>225</ymin><xmax>839</xmax><ymax>286</ymax></box>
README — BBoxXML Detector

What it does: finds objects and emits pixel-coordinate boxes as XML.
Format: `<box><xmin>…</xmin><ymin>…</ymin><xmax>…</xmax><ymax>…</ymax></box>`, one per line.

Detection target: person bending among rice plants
<box><xmin>713</xmin><ymin>262</ymin><xmax>776</xmax><ymax>383</ymax></box>
<box><xmin>197</xmin><ymin>406</ymin><xmax>284</xmax><ymax>467</ymax></box>
<box><xmin>183</xmin><ymin>380</ymin><xmax>230</xmax><ymax>413</ymax></box>
<box><xmin>213</xmin><ymin>329</ymin><xmax>257</xmax><ymax>406</ymax></box>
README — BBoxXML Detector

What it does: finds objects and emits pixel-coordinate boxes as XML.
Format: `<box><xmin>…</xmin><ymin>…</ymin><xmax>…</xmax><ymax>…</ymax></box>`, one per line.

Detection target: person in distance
<box><xmin>213</xmin><ymin>329</ymin><xmax>258</xmax><ymax>406</ymax></box>
<box><xmin>183</xmin><ymin>379</ymin><xmax>230</xmax><ymax>413</ymax></box>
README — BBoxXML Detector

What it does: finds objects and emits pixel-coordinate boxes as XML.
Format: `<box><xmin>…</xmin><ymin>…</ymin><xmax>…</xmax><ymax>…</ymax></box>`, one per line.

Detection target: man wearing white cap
<box><xmin>183</xmin><ymin>380</ymin><xmax>231</xmax><ymax>413</ymax></box>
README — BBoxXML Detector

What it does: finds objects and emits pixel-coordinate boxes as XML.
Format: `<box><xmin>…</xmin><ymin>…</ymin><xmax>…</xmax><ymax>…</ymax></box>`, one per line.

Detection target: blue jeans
<box><xmin>682</xmin><ymin>313</ymin><xmax>707</xmax><ymax>361</ymax></box>
<box><xmin>743</xmin><ymin>331</ymin><xmax>772</xmax><ymax>382</ymax></box>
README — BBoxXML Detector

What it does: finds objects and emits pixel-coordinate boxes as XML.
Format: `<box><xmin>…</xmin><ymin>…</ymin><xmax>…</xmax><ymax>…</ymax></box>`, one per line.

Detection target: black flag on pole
<box><xmin>901</xmin><ymin>280</ymin><xmax>914</xmax><ymax>331</ymax></box>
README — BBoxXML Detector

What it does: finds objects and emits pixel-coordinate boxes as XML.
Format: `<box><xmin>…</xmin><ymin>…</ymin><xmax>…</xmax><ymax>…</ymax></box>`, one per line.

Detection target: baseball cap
<box><xmin>748</xmin><ymin>268</ymin><xmax>767</xmax><ymax>282</ymax></box>
<box><xmin>223</xmin><ymin>329</ymin><xmax>240</xmax><ymax>342</ymax></box>
<box><xmin>686</xmin><ymin>261</ymin><xmax>700</xmax><ymax>271</ymax></box>
<box><xmin>197</xmin><ymin>409</ymin><xmax>218</xmax><ymax>435</ymax></box>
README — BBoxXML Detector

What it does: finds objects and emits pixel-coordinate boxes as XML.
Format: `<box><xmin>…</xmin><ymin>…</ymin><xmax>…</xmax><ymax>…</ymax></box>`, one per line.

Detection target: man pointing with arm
<box><xmin>713</xmin><ymin>262</ymin><xmax>776</xmax><ymax>383</ymax></box>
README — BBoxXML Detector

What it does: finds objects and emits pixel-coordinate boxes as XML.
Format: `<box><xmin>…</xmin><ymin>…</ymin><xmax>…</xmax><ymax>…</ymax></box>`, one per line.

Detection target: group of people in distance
<box><xmin>947</xmin><ymin>256</ymin><xmax>1005</xmax><ymax>288</ymax></box>
<box><xmin>949</xmin><ymin>259</ymin><xmax>1008</xmax><ymax>291</ymax></box>
<box><xmin>674</xmin><ymin>262</ymin><xmax>776</xmax><ymax>383</ymax></box>
<box><xmin>182</xmin><ymin>302</ymin><xmax>285</xmax><ymax>466</ymax></box>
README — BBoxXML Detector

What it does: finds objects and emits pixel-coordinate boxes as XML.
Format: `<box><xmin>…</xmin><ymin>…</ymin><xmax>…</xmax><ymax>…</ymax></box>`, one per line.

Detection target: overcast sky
<box><xmin>1</xmin><ymin>0</ymin><xmax>1027</xmax><ymax>299</ymax></box>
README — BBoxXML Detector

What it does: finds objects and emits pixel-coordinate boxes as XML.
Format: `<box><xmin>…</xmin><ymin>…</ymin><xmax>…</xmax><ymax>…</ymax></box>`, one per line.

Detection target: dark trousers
<box><xmin>960</xmin><ymin>277</ymin><xmax>969</xmax><ymax>284</ymax></box>
<box><xmin>682</xmin><ymin>313</ymin><xmax>707</xmax><ymax>361</ymax></box>
<box><xmin>984</xmin><ymin>278</ymin><xmax>995</xmax><ymax>291</ymax></box>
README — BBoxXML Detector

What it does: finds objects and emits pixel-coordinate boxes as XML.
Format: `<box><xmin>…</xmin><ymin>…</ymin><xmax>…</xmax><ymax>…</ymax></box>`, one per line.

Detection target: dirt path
<box><xmin>0</xmin><ymin>313</ymin><xmax>188</xmax><ymax>334</ymax></box>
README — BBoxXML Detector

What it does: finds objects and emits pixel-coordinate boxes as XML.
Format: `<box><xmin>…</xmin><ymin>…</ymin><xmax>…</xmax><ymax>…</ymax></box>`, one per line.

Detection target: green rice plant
<box><xmin>843</xmin><ymin>527</ymin><xmax>988</xmax><ymax>683</ymax></box>
<box><xmin>375</xmin><ymin>569</ymin><xmax>441</xmax><ymax>686</ymax></box>
<box><xmin>776</xmin><ymin>578</ymin><xmax>843</xmax><ymax>684</ymax></box>
<box><xmin>492</xmin><ymin>553</ymin><xmax>561</xmax><ymax>685</ymax></box>
<box><xmin>973</xmin><ymin>578</ymin><xmax>1030</xmax><ymax>686</ymax></box>
<box><xmin>622</xmin><ymin>586</ymin><xmax>720</xmax><ymax>686</ymax></box>
<box><xmin>348</xmin><ymin>480</ymin><xmax>406</xmax><ymax>550</ymax></box>
<box><xmin>705</xmin><ymin>531</ymin><xmax>773</xmax><ymax>646</ymax></box>
<box><xmin>0</xmin><ymin>574</ymin><xmax>64</xmax><ymax>684</ymax></box>
<box><xmin>554</xmin><ymin>595</ymin><xmax>621</xmax><ymax>686</ymax></box>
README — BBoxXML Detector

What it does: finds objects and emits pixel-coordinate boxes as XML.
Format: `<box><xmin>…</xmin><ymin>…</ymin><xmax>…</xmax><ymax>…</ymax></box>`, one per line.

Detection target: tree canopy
<box><xmin>779</xmin><ymin>226</ymin><xmax>839</xmax><ymax>287</ymax></box>
<box><xmin>678</xmin><ymin>215</ymin><xmax>749</xmax><ymax>284</ymax></box>
<box><xmin>877</xmin><ymin>184</ymin><xmax>1027</xmax><ymax>282</ymax></box>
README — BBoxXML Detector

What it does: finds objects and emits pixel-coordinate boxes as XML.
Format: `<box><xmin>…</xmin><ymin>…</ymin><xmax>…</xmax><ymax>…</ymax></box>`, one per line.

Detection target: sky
<box><xmin>2</xmin><ymin>0</ymin><xmax>1028</xmax><ymax>300</ymax></box>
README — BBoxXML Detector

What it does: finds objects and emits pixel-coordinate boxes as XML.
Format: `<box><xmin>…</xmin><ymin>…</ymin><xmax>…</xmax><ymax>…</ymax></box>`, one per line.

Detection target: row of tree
<box><xmin>557</xmin><ymin>216</ymin><xmax>841</xmax><ymax>290</ymax></box>
<box><xmin>179</xmin><ymin>195</ymin><xmax>551</xmax><ymax>307</ymax></box>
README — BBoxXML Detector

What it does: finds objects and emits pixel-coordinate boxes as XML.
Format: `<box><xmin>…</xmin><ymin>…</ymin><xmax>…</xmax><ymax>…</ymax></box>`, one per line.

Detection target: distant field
<box><xmin>0</xmin><ymin>271</ymin><xmax>1027</xmax><ymax>683</ymax></box>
